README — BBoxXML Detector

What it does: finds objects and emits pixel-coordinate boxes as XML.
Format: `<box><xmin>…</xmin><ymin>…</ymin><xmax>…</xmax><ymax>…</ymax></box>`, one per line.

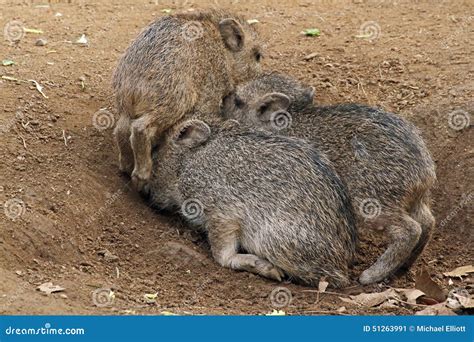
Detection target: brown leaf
<box><xmin>37</xmin><ymin>282</ymin><xmax>65</xmax><ymax>294</ymax></box>
<box><xmin>318</xmin><ymin>279</ymin><xmax>329</xmax><ymax>293</ymax></box>
<box><xmin>415</xmin><ymin>267</ymin><xmax>446</xmax><ymax>302</ymax></box>
<box><xmin>347</xmin><ymin>289</ymin><xmax>397</xmax><ymax>307</ymax></box>
<box><xmin>339</xmin><ymin>297</ymin><xmax>357</xmax><ymax>305</ymax></box>
<box><xmin>418</xmin><ymin>297</ymin><xmax>439</xmax><ymax>305</ymax></box>
<box><xmin>398</xmin><ymin>288</ymin><xmax>425</xmax><ymax>305</ymax></box>
<box><xmin>443</xmin><ymin>265</ymin><xmax>474</xmax><ymax>277</ymax></box>
<box><xmin>379</xmin><ymin>299</ymin><xmax>399</xmax><ymax>308</ymax></box>
<box><xmin>415</xmin><ymin>303</ymin><xmax>456</xmax><ymax>315</ymax></box>
<box><xmin>447</xmin><ymin>288</ymin><xmax>474</xmax><ymax>309</ymax></box>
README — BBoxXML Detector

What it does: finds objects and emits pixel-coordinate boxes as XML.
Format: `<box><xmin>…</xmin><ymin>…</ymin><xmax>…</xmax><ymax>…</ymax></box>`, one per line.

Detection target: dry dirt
<box><xmin>0</xmin><ymin>0</ymin><xmax>472</xmax><ymax>315</ymax></box>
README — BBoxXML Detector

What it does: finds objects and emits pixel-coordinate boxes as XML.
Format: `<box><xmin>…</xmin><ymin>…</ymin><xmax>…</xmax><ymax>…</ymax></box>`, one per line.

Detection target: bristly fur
<box><xmin>149</xmin><ymin>121</ymin><xmax>356</xmax><ymax>288</ymax></box>
<box><xmin>226</xmin><ymin>75</ymin><xmax>437</xmax><ymax>285</ymax></box>
<box><xmin>112</xmin><ymin>9</ymin><xmax>263</xmax><ymax>191</ymax></box>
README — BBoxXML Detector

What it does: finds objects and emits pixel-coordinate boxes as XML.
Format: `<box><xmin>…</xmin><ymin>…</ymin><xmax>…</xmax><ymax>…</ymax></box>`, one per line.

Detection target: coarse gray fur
<box><xmin>112</xmin><ymin>9</ymin><xmax>263</xmax><ymax>191</ymax></box>
<box><xmin>148</xmin><ymin>119</ymin><xmax>357</xmax><ymax>288</ymax></box>
<box><xmin>223</xmin><ymin>75</ymin><xmax>437</xmax><ymax>285</ymax></box>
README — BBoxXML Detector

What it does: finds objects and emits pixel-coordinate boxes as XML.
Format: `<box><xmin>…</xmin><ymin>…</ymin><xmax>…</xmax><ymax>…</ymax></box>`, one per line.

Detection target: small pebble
<box><xmin>35</xmin><ymin>39</ymin><xmax>47</xmax><ymax>46</ymax></box>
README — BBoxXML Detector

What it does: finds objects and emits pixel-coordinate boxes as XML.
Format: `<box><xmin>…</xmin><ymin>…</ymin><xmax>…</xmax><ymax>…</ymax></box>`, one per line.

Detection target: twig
<box><xmin>356</xmin><ymin>76</ymin><xmax>368</xmax><ymax>98</ymax></box>
<box><xmin>19</xmin><ymin>136</ymin><xmax>27</xmax><ymax>149</ymax></box>
<box><xmin>62</xmin><ymin>129</ymin><xmax>67</xmax><ymax>146</ymax></box>
<box><xmin>392</xmin><ymin>298</ymin><xmax>430</xmax><ymax>307</ymax></box>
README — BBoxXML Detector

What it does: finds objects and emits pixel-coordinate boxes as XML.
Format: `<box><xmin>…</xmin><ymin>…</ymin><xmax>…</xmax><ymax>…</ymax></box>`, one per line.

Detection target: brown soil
<box><xmin>0</xmin><ymin>0</ymin><xmax>472</xmax><ymax>315</ymax></box>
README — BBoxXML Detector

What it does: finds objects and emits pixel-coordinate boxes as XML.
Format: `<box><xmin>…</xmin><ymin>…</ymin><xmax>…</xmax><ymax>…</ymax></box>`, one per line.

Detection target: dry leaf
<box><xmin>447</xmin><ymin>288</ymin><xmax>474</xmax><ymax>309</ymax></box>
<box><xmin>343</xmin><ymin>289</ymin><xmax>397</xmax><ymax>307</ymax></box>
<box><xmin>415</xmin><ymin>267</ymin><xmax>446</xmax><ymax>302</ymax></box>
<box><xmin>380</xmin><ymin>299</ymin><xmax>398</xmax><ymax>308</ymax></box>
<box><xmin>37</xmin><ymin>282</ymin><xmax>65</xmax><ymax>294</ymax></box>
<box><xmin>415</xmin><ymin>303</ymin><xmax>456</xmax><ymax>316</ymax></box>
<box><xmin>339</xmin><ymin>296</ymin><xmax>357</xmax><ymax>305</ymax></box>
<box><xmin>75</xmin><ymin>34</ymin><xmax>88</xmax><ymax>46</ymax></box>
<box><xmin>144</xmin><ymin>292</ymin><xmax>158</xmax><ymax>304</ymax></box>
<box><xmin>161</xmin><ymin>311</ymin><xmax>177</xmax><ymax>316</ymax></box>
<box><xmin>318</xmin><ymin>279</ymin><xmax>329</xmax><ymax>293</ymax></box>
<box><xmin>443</xmin><ymin>265</ymin><xmax>474</xmax><ymax>277</ymax></box>
<box><xmin>418</xmin><ymin>297</ymin><xmax>439</xmax><ymax>305</ymax></box>
<box><xmin>395</xmin><ymin>288</ymin><xmax>425</xmax><ymax>305</ymax></box>
<box><xmin>265</xmin><ymin>309</ymin><xmax>286</xmax><ymax>316</ymax></box>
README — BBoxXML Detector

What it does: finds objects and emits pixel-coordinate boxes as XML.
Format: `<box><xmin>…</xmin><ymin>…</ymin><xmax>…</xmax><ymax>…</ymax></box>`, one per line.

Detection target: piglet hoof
<box><xmin>359</xmin><ymin>269</ymin><xmax>379</xmax><ymax>285</ymax></box>
<box><xmin>131</xmin><ymin>171</ymin><xmax>150</xmax><ymax>196</ymax></box>
<box><xmin>255</xmin><ymin>259</ymin><xmax>285</xmax><ymax>282</ymax></box>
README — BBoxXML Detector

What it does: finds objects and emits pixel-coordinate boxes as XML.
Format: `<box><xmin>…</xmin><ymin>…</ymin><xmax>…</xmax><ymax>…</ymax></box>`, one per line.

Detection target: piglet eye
<box><xmin>255</xmin><ymin>52</ymin><xmax>262</xmax><ymax>62</ymax></box>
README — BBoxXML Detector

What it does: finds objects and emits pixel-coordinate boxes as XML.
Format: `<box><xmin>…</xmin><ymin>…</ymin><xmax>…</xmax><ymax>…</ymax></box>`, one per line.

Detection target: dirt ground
<box><xmin>0</xmin><ymin>0</ymin><xmax>472</xmax><ymax>315</ymax></box>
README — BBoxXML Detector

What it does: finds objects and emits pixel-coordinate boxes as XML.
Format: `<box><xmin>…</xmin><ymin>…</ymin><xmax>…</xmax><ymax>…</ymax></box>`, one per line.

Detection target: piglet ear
<box><xmin>299</xmin><ymin>86</ymin><xmax>315</xmax><ymax>108</ymax></box>
<box><xmin>255</xmin><ymin>92</ymin><xmax>291</xmax><ymax>120</ymax></box>
<box><xmin>219</xmin><ymin>18</ymin><xmax>245</xmax><ymax>52</ymax></box>
<box><xmin>172</xmin><ymin>120</ymin><xmax>211</xmax><ymax>148</ymax></box>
